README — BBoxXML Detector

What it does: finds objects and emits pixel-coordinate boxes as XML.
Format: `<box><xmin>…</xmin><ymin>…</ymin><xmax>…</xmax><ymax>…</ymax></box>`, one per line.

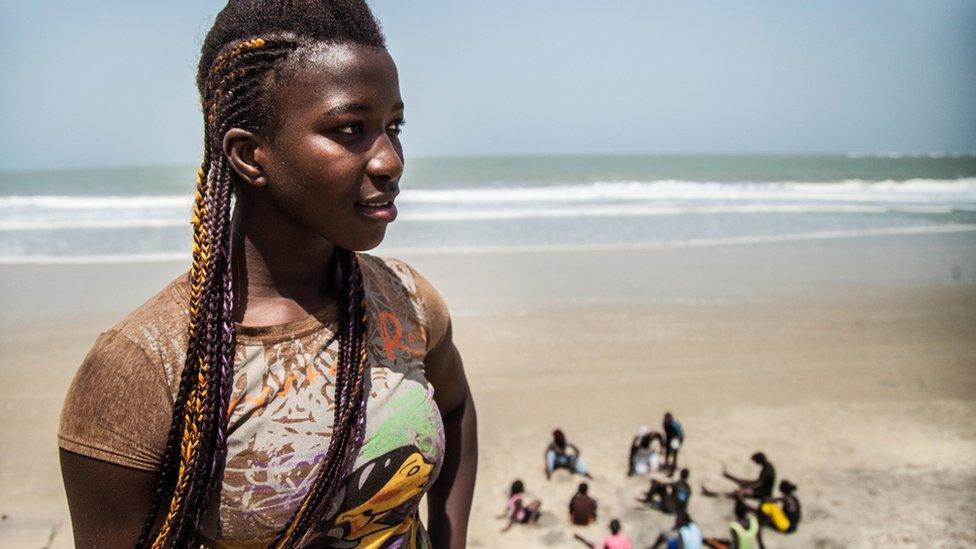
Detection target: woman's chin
<box><xmin>336</xmin><ymin>229</ymin><xmax>388</xmax><ymax>252</ymax></box>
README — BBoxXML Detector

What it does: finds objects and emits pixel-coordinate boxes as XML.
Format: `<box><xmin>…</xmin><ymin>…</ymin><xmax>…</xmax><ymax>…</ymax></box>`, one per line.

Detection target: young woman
<box><xmin>57</xmin><ymin>1</ymin><xmax>477</xmax><ymax>547</ymax></box>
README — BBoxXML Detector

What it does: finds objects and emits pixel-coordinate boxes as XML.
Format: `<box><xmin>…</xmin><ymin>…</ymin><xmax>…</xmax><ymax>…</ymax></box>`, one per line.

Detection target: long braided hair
<box><xmin>137</xmin><ymin>2</ymin><xmax>385</xmax><ymax>547</ymax></box>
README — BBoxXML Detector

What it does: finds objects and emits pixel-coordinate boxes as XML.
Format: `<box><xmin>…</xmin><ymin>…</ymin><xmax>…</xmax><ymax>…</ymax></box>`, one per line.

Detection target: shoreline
<box><xmin>1</xmin><ymin>222</ymin><xmax>974</xmax><ymax>266</ymax></box>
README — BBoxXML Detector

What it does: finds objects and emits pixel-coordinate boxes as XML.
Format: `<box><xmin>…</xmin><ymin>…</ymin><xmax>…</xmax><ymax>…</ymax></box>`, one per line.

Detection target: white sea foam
<box><xmin>0</xmin><ymin>204</ymin><xmax>968</xmax><ymax>231</ymax></box>
<box><xmin>1</xmin><ymin>178</ymin><xmax>973</xmax><ymax>231</ymax></box>
<box><xmin>399</xmin><ymin>178</ymin><xmax>976</xmax><ymax>204</ymax></box>
<box><xmin>0</xmin><ymin>195</ymin><xmax>190</xmax><ymax>209</ymax></box>
<box><xmin>1</xmin><ymin>178</ymin><xmax>974</xmax><ymax>213</ymax></box>
<box><xmin>396</xmin><ymin>204</ymin><xmax>965</xmax><ymax>222</ymax></box>
<box><xmin>0</xmin><ymin>219</ymin><xmax>188</xmax><ymax>231</ymax></box>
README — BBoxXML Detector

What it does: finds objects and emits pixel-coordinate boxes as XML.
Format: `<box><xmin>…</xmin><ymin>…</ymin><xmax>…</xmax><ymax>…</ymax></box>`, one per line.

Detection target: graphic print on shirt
<box><xmin>194</xmin><ymin>256</ymin><xmax>445</xmax><ymax>544</ymax></box>
<box><xmin>310</xmin><ymin>380</ymin><xmax>444</xmax><ymax>548</ymax></box>
<box><xmin>310</xmin><ymin>446</ymin><xmax>433</xmax><ymax>548</ymax></box>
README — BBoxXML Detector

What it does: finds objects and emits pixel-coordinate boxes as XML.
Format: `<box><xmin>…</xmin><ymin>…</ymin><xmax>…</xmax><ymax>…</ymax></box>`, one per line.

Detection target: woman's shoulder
<box><xmin>109</xmin><ymin>272</ymin><xmax>191</xmax><ymax>360</ymax></box>
<box><xmin>358</xmin><ymin>253</ymin><xmax>451</xmax><ymax>351</ymax></box>
<box><xmin>82</xmin><ymin>272</ymin><xmax>191</xmax><ymax>396</ymax></box>
<box><xmin>59</xmin><ymin>273</ymin><xmax>188</xmax><ymax>470</ymax></box>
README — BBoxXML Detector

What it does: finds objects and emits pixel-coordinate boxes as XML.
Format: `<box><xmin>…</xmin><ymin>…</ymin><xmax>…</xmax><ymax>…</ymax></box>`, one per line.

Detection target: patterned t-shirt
<box><xmin>59</xmin><ymin>254</ymin><xmax>450</xmax><ymax>548</ymax></box>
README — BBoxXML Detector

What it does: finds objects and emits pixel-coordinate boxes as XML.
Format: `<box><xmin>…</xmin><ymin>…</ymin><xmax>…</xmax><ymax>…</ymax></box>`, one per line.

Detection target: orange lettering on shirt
<box><xmin>378</xmin><ymin>311</ymin><xmax>406</xmax><ymax>360</ymax></box>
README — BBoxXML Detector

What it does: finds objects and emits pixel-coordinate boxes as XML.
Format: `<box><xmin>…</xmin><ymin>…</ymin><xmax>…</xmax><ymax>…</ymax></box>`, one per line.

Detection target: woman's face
<box><xmin>256</xmin><ymin>42</ymin><xmax>404</xmax><ymax>251</ymax></box>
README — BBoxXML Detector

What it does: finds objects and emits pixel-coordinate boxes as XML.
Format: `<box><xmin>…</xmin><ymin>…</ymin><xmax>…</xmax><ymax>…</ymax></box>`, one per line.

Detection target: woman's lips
<box><xmin>353</xmin><ymin>200</ymin><xmax>397</xmax><ymax>222</ymax></box>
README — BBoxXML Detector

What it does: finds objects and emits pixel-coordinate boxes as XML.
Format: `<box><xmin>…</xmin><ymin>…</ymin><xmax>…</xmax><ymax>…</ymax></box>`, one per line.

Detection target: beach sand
<box><xmin>1</xmin><ymin>230</ymin><xmax>974</xmax><ymax>547</ymax></box>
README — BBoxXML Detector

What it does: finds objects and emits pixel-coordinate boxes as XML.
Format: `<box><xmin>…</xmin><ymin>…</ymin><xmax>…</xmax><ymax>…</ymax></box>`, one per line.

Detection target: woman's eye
<box><xmin>387</xmin><ymin>119</ymin><xmax>405</xmax><ymax>135</ymax></box>
<box><xmin>336</xmin><ymin>123</ymin><xmax>362</xmax><ymax>135</ymax></box>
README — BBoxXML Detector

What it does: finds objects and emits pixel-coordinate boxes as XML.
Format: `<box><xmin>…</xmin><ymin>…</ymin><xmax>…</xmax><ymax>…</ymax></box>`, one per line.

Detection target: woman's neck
<box><xmin>230</xmin><ymin>191</ymin><xmax>338</xmax><ymax>325</ymax></box>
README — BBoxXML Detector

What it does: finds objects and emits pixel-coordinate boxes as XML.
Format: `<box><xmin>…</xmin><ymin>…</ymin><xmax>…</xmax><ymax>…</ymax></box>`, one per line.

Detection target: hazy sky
<box><xmin>1</xmin><ymin>1</ymin><xmax>974</xmax><ymax>170</ymax></box>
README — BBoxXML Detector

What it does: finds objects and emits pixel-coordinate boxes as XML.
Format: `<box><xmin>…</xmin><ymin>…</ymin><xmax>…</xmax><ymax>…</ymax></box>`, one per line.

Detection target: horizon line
<box><xmin>3</xmin><ymin>150</ymin><xmax>976</xmax><ymax>174</ymax></box>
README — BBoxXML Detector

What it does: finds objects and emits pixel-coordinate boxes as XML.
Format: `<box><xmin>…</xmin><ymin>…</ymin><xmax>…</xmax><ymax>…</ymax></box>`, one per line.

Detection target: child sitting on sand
<box><xmin>651</xmin><ymin>510</ymin><xmax>703</xmax><ymax>549</ymax></box>
<box><xmin>639</xmin><ymin>468</ymin><xmax>692</xmax><ymax>514</ymax></box>
<box><xmin>740</xmin><ymin>480</ymin><xmax>801</xmax><ymax>535</ymax></box>
<box><xmin>702</xmin><ymin>452</ymin><xmax>776</xmax><ymax>500</ymax></box>
<box><xmin>703</xmin><ymin>498</ymin><xmax>765</xmax><ymax>549</ymax></box>
<box><xmin>569</xmin><ymin>482</ymin><xmax>598</xmax><ymax>526</ymax></box>
<box><xmin>500</xmin><ymin>480</ymin><xmax>542</xmax><ymax>532</ymax></box>
<box><xmin>546</xmin><ymin>428</ymin><xmax>592</xmax><ymax>479</ymax></box>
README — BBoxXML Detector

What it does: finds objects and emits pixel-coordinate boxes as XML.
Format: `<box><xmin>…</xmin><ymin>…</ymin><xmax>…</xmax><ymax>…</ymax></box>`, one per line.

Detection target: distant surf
<box><xmin>1</xmin><ymin>155</ymin><xmax>973</xmax><ymax>262</ymax></box>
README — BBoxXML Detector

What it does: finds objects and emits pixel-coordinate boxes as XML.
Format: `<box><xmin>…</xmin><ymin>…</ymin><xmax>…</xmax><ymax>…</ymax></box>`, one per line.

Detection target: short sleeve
<box><xmin>406</xmin><ymin>266</ymin><xmax>451</xmax><ymax>352</ymax></box>
<box><xmin>58</xmin><ymin>330</ymin><xmax>173</xmax><ymax>471</ymax></box>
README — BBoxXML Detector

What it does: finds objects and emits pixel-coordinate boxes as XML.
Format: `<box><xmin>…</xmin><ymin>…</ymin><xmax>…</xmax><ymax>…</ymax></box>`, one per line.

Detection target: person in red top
<box><xmin>569</xmin><ymin>482</ymin><xmax>598</xmax><ymax>526</ymax></box>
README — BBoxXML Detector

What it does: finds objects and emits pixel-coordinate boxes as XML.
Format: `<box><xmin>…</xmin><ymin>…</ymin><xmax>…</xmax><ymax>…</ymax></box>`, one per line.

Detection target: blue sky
<box><xmin>1</xmin><ymin>1</ymin><xmax>974</xmax><ymax>170</ymax></box>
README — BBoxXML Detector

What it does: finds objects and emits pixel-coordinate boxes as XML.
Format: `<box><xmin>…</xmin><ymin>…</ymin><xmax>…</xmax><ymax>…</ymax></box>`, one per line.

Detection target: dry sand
<box><xmin>1</xmin><ymin>230</ymin><xmax>974</xmax><ymax>547</ymax></box>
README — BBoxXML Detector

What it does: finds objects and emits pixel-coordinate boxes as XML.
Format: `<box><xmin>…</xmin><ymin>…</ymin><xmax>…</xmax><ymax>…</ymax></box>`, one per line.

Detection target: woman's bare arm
<box><xmin>60</xmin><ymin>449</ymin><xmax>158</xmax><ymax>547</ymax></box>
<box><xmin>425</xmin><ymin>322</ymin><xmax>478</xmax><ymax>548</ymax></box>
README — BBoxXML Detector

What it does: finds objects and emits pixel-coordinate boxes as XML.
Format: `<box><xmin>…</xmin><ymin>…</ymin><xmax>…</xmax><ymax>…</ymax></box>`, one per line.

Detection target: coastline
<box><xmin>1</xmin><ymin>230</ymin><xmax>974</xmax><ymax>547</ymax></box>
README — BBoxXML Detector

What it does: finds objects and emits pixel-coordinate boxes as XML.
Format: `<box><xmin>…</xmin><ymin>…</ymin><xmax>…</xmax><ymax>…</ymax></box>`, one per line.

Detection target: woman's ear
<box><xmin>223</xmin><ymin>128</ymin><xmax>270</xmax><ymax>187</ymax></box>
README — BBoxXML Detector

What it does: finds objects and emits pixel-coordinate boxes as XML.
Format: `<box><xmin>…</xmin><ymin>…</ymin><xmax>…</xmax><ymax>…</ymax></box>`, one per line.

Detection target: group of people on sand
<box><xmin>501</xmin><ymin>412</ymin><xmax>802</xmax><ymax>549</ymax></box>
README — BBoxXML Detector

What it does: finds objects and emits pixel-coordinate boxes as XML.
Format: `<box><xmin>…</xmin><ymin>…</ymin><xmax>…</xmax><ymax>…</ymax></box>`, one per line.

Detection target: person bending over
<box><xmin>702</xmin><ymin>452</ymin><xmax>775</xmax><ymax>500</ymax></box>
<box><xmin>546</xmin><ymin>428</ymin><xmax>592</xmax><ymax>479</ymax></box>
<box><xmin>628</xmin><ymin>427</ymin><xmax>663</xmax><ymax>476</ymax></box>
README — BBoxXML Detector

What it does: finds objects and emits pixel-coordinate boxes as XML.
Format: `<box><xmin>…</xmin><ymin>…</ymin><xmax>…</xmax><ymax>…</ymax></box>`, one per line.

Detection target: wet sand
<box><xmin>1</xmin><ymin>230</ymin><xmax>974</xmax><ymax>547</ymax></box>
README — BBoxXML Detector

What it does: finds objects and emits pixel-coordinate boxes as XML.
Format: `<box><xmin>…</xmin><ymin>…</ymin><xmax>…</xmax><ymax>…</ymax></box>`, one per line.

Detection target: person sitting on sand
<box><xmin>739</xmin><ymin>480</ymin><xmax>801</xmax><ymax>535</ymax></box>
<box><xmin>663</xmin><ymin>412</ymin><xmax>684</xmax><ymax>475</ymax></box>
<box><xmin>574</xmin><ymin>519</ymin><xmax>632</xmax><ymax>549</ymax></box>
<box><xmin>500</xmin><ymin>480</ymin><xmax>542</xmax><ymax>532</ymax></box>
<box><xmin>702</xmin><ymin>452</ymin><xmax>775</xmax><ymax>500</ymax></box>
<box><xmin>703</xmin><ymin>498</ymin><xmax>765</xmax><ymax>549</ymax></box>
<box><xmin>651</xmin><ymin>510</ymin><xmax>703</xmax><ymax>549</ymax></box>
<box><xmin>639</xmin><ymin>468</ymin><xmax>692</xmax><ymax>514</ymax></box>
<box><xmin>546</xmin><ymin>428</ymin><xmax>592</xmax><ymax>479</ymax></box>
<box><xmin>569</xmin><ymin>482</ymin><xmax>598</xmax><ymax>526</ymax></box>
<box><xmin>628</xmin><ymin>426</ymin><xmax>663</xmax><ymax>476</ymax></box>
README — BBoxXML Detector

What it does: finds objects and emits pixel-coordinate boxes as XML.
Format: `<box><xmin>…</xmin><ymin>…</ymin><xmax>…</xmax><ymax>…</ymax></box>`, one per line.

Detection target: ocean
<box><xmin>1</xmin><ymin>154</ymin><xmax>974</xmax><ymax>263</ymax></box>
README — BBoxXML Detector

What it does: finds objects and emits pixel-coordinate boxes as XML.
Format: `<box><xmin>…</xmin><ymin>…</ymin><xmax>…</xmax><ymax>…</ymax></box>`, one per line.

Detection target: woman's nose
<box><xmin>366</xmin><ymin>132</ymin><xmax>404</xmax><ymax>183</ymax></box>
